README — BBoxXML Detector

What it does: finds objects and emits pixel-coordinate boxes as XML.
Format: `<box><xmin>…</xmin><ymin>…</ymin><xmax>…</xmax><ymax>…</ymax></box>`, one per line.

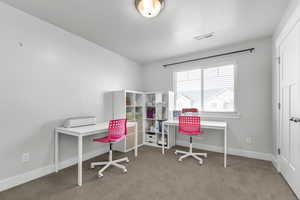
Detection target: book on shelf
<box><xmin>146</xmin><ymin>107</ymin><xmax>155</xmax><ymax>119</ymax></box>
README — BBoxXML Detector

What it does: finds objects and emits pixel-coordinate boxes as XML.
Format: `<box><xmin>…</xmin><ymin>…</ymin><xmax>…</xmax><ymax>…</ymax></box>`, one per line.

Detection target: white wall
<box><xmin>142</xmin><ymin>37</ymin><xmax>273</xmax><ymax>158</ymax></box>
<box><xmin>0</xmin><ymin>2</ymin><xmax>142</xmax><ymax>182</ymax></box>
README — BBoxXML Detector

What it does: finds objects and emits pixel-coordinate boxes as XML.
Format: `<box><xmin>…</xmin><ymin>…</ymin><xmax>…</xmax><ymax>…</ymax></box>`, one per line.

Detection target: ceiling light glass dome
<box><xmin>135</xmin><ymin>0</ymin><xmax>165</xmax><ymax>18</ymax></box>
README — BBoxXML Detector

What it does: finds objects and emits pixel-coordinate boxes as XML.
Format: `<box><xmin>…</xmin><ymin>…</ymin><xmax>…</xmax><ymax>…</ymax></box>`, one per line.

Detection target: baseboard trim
<box><xmin>0</xmin><ymin>147</ymin><xmax>108</xmax><ymax>192</ymax></box>
<box><xmin>176</xmin><ymin>140</ymin><xmax>273</xmax><ymax>161</ymax></box>
<box><xmin>0</xmin><ymin>165</ymin><xmax>54</xmax><ymax>193</ymax></box>
<box><xmin>58</xmin><ymin>146</ymin><xmax>108</xmax><ymax>170</ymax></box>
<box><xmin>271</xmin><ymin>155</ymin><xmax>280</xmax><ymax>172</ymax></box>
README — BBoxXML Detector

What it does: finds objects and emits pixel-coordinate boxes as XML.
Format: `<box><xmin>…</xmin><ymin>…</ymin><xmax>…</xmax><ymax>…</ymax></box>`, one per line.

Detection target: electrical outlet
<box><xmin>246</xmin><ymin>137</ymin><xmax>253</xmax><ymax>145</ymax></box>
<box><xmin>22</xmin><ymin>153</ymin><xmax>30</xmax><ymax>163</ymax></box>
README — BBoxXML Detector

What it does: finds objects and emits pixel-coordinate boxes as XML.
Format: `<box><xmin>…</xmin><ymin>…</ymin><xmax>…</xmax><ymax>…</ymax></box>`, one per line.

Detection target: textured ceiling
<box><xmin>0</xmin><ymin>0</ymin><xmax>290</xmax><ymax>64</ymax></box>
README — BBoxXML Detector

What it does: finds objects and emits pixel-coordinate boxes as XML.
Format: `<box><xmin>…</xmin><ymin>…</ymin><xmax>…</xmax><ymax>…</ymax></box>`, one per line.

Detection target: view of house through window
<box><xmin>175</xmin><ymin>64</ymin><xmax>235</xmax><ymax>112</ymax></box>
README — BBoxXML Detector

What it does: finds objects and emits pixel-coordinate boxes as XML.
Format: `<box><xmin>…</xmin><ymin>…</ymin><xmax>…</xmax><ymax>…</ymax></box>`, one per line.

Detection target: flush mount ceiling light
<box><xmin>135</xmin><ymin>0</ymin><xmax>165</xmax><ymax>18</ymax></box>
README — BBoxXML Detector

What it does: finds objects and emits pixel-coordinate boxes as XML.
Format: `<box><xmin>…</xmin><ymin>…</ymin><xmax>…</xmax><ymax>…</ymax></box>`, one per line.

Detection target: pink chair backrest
<box><xmin>108</xmin><ymin>119</ymin><xmax>127</xmax><ymax>139</ymax></box>
<box><xmin>179</xmin><ymin>116</ymin><xmax>201</xmax><ymax>135</ymax></box>
<box><xmin>182</xmin><ymin>108</ymin><xmax>199</xmax><ymax>113</ymax></box>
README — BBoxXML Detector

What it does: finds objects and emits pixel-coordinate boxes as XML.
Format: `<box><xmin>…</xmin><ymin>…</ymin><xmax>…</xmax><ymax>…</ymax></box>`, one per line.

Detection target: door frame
<box><xmin>274</xmin><ymin>45</ymin><xmax>281</xmax><ymax>171</ymax></box>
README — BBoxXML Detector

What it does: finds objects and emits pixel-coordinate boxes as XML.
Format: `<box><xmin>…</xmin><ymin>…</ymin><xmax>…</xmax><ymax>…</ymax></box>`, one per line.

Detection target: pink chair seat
<box><xmin>93</xmin><ymin>135</ymin><xmax>125</xmax><ymax>143</ymax></box>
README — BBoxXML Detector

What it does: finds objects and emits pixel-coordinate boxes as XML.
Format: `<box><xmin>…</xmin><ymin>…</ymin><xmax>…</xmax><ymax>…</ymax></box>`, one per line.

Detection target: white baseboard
<box><xmin>0</xmin><ymin>165</ymin><xmax>54</xmax><ymax>193</ymax></box>
<box><xmin>58</xmin><ymin>146</ymin><xmax>108</xmax><ymax>170</ymax></box>
<box><xmin>271</xmin><ymin>155</ymin><xmax>280</xmax><ymax>172</ymax></box>
<box><xmin>0</xmin><ymin>147</ymin><xmax>108</xmax><ymax>192</ymax></box>
<box><xmin>176</xmin><ymin>140</ymin><xmax>273</xmax><ymax>161</ymax></box>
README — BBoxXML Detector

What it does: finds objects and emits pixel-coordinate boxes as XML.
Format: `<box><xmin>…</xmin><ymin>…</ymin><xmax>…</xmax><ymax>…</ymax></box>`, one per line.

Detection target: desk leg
<box><xmin>55</xmin><ymin>130</ymin><xmax>59</xmax><ymax>172</ymax></box>
<box><xmin>134</xmin><ymin>123</ymin><xmax>138</xmax><ymax>157</ymax></box>
<box><xmin>224</xmin><ymin>126</ymin><xmax>227</xmax><ymax>168</ymax></box>
<box><xmin>78</xmin><ymin>136</ymin><xmax>83</xmax><ymax>186</ymax></box>
<box><xmin>162</xmin><ymin>122</ymin><xmax>165</xmax><ymax>155</ymax></box>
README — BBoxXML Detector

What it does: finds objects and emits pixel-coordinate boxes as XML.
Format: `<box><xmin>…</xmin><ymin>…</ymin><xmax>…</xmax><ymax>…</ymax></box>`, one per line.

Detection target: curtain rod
<box><xmin>163</xmin><ymin>48</ymin><xmax>255</xmax><ymax>68</ymax></box>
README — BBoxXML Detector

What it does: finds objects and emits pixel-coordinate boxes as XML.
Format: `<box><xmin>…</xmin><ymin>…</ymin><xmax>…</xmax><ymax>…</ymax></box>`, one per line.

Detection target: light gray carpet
<box><xmin>0</xmin><ymin>146</ymin><xmax>297</xmax><ymax>200</ymax></box>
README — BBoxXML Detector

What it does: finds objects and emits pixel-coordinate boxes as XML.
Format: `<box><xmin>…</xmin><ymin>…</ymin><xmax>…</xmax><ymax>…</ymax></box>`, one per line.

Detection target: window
<box><xmin>175</xmin><ymin>64</ymin><xmax>236</xmax><ymax>113</ymax></box>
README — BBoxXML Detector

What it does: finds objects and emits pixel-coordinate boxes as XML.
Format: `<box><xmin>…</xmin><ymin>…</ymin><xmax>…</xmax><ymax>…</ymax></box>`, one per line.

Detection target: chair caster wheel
<box><xmin>91</xmin><ymin>164</ymin><xmax>95</xmax><ymax>169</ymax></box>
<box><xmin>126</xmin><ymin>159</ymin><xmax>129</xmax><ymax>163</ymax></box>
<box><xmin>123</xmin><ymin>169</ymin><xmax>127</xmax><ymax>173</ymax></box>
<box><xmin>98</xmin><ymin>173</ymin><xmax>103</xmax><ymax>178</ymax></box>
<box><xmin>175</xmin><ymin>152</ymin><xmax>178</xmax><ymax>155</ymax></box>
<box><xmin>178</xmin><ymin>159</ymin><xmax>182</xmax><ymax>162</ymax></box>
<box><xmin>199</xmin><ymin>161</ymin><xmax>203</xmax><ymax>165</ymax></box>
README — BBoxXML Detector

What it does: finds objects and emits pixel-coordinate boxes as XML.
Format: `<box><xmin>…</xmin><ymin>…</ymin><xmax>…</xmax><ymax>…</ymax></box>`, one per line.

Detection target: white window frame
<box><xmin>173</xmin><ymin>61</ymin><xmax>240</xmax><ymax>119</ymax></box>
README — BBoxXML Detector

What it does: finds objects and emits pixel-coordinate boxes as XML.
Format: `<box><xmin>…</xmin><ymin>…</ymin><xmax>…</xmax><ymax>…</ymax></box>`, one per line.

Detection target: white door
<box><xmin>279</xmin><ymin>21</ymin><xmax>300</xmax><ymax>197</ymax></box>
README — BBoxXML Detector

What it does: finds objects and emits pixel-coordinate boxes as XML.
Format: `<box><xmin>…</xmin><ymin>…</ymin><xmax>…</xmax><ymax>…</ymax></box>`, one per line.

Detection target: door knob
<box><xmin>290</xmin><ymin>117</ymin><xmax>300</xmax><ymax>123</ymax></box>
<box><xmin>294</xmin><ymin>118</ymin><xmax>300</xmax><ymax>123</ymax></box>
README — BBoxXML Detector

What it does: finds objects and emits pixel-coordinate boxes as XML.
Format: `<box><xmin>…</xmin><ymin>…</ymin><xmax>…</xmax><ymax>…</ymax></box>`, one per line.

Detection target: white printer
<box><xmin>63</xmin><ymin>116</ymin><xmax>97</xmax><ymax>128</ymax></box>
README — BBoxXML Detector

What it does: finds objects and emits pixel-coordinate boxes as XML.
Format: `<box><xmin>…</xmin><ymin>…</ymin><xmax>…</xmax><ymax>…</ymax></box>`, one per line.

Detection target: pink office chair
<box><xmin>175</xmin><ymin>116</ymin><xmax>208</xmax><ymax>165</ymax></box>
<box><xmin>91</xmin><ymin>119</ymin><xmax>129</xmax><ymax>178</ymax></box>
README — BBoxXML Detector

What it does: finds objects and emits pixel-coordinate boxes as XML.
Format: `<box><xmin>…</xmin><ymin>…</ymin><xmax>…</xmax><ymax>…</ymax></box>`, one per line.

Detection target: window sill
<box><xmin>198</xmin><ymin>112</ymin><xmax>241</xmax><ymax>119</ymax></box>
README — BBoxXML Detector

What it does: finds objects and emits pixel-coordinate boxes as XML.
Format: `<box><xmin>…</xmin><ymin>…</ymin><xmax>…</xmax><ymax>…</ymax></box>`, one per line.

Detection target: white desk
<box><xmin>161</xmin><ymin>120</ymin><xmax>228</xmax><ymax>168</ymax></box>
<box><xmin>54</xmin><ymin>122</ymin><xmax>138</xmax><ymax>186</ymax></box>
